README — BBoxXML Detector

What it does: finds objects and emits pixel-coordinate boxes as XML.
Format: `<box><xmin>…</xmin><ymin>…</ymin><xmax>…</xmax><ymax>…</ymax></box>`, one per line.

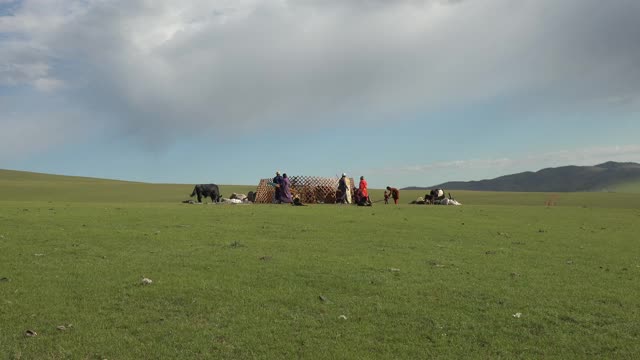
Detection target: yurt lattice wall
<box><xmin>254</xmin><ymin>176</ymin><xmax>354</xmax><ymax>204</ymax></box>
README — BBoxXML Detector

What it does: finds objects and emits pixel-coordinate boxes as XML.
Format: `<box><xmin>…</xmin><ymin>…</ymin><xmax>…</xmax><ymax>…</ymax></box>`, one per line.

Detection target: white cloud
<box><xmin>0</xmin><ymin>62</ymin><xmax>47</xmax><ymax>84</ymax></box>
<box><xmin>381</xmin><ymin>144</ymin><xmax>640</xmax><ymax>175</ymax></box>
<box><xmin>1</xmin><ymin>0</ymin><xmax>640</xmax><ymax>152</ymax></box>
<box><xmin>32</xmin><ymin>77</ymin><xmax>64</xmax><ymax>92</ymax></box>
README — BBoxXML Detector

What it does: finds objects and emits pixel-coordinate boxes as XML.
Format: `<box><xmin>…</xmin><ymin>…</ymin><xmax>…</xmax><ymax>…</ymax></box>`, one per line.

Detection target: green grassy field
<box><xmin>1</xmin><ymin>170</ymin><xmax>639</xmax><ymax>359</ymax></box>
<box><xmin>610</xmin><ymin>180</ymin><xmax>640</xmax><ymax>193</ymax></box>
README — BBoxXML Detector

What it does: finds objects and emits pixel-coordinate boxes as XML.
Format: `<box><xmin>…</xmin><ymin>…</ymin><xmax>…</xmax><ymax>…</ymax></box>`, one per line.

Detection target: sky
<box><xmin>1</xmin><ymin>0</ymin><xmax>639</xmax><ymax>188</ymax></box>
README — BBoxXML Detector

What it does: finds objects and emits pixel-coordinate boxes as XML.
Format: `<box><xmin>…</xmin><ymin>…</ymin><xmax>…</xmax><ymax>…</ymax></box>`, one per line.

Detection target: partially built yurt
<box><xmin>254</xmin><ymin>175</ymin><xmax>355</xmax><ymax>204</ymax></box>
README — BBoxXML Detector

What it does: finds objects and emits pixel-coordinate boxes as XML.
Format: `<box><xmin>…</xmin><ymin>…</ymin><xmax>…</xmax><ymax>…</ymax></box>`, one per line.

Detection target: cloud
<box><xmin>0</xmin><ymin>109</ymin><xmax>92</xmax><ymax>158</ymax></box>
<box><xmin>1</xmin><ymin>0</ymin><xmax>640</xmax><ymax>153</ymax></box>
<box><xmin>0</xmin><ymin>40</ymin><xmax>50</xmax><ymax>86</ymax></box>
<box><xmin>32</xmin><ymin>77</ymin><xmax>64</xmax><ymax>92</ymax></box>
<box><xmin>380</xmin><ymin>144</ymin><xmax>640</xmax><ymax>175</ymax></box>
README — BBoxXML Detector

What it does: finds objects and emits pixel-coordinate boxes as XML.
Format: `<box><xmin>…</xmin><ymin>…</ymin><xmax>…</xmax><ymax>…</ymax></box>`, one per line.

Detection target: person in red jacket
<box><xmin>386</xmin><ymin>186</ymin><xmax>400</xmax><ymax>205</ymax></box>
<box><xmin>358</xmin><ymin>176</ymin><xmax>368</xmax><ymax>198</ymax></box>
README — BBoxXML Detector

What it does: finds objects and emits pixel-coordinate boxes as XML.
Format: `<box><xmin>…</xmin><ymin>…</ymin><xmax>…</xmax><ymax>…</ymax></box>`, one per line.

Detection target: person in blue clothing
<box><xmin>272</xmin><ymin>171</ymin><xmax>283</xmax><ymax>203</ymax></box>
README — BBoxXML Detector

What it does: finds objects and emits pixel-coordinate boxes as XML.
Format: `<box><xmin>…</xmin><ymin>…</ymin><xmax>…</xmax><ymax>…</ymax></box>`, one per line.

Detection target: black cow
<box><xmin>190</xmin><ymin>184</ymin><xmax>222</xmax><ymax>203</ymax></box>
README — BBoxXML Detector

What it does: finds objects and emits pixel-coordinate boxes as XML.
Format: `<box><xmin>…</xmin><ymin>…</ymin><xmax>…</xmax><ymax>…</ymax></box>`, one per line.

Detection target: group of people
<box><xmin>271</xmin><ymin>171</ymin><xmax>293</xmax><ymax>204</ymax></box>
<box><xmin>337</xmin><ymin>173</ymin><xmax>371</xmax><ymax>205</ymax></box>
<box><xmin>337</xmin><ymin>173</ymin><xmax>401</xmax><ymax>206</ymax></box>
<box><xmin>271</xmin><ymin>170</ymin><xmax>401</xmax><ymax>206</ymax></box>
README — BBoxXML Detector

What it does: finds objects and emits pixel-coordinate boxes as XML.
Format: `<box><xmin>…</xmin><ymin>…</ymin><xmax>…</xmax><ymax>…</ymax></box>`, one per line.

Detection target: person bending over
<box><xmin>386</xmin><ymin>186</ymin><xmax>400</xmax><ymax>205</ymax></box>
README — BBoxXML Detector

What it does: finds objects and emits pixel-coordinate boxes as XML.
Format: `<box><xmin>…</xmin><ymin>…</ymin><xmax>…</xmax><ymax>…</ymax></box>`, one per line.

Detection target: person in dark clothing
<box><xmin>272</xmin><ymin>171</ymin><xmax>283</xmax><ymax>203</ymax></box>
<box><xmin>337</xmin><ymin>173</ymin><xmax>348</xmax><ymax>204</ymax></box>
<box><xmin>386</xmin><ymin>186</ymin><xmax>400</xmax><ymax>205</ymax></box>
<box><xmin>292</xmin><ymin>195</ymin><xmax>305</xmax><ymax>206</ymax></box>
<box><xmin>354</xmin><ymin>188</ymin><xmax>372</xmax><ymax>206</ymax></box>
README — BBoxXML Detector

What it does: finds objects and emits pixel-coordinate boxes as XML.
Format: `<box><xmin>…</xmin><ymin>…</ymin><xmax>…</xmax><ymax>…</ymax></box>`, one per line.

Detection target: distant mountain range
<box><xmin>403</xmin><ymin>161</ymin><xmax>640</xmax><ymax>192</ymax></box>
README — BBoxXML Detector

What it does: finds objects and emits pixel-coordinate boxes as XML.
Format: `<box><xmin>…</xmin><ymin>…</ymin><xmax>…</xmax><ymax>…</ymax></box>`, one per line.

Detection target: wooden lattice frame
<box><xmin>254</xmin><ymin>176</ymin><xmax>355</xmax><ymax>204</ymax></box>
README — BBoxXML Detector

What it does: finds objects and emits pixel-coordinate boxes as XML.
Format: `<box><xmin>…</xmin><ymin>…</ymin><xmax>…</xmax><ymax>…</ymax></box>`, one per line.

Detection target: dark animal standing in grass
<box><xmin>190</xmin><ymin>184</ymin><xmax>222</xmax><ymax>203</ymax></box>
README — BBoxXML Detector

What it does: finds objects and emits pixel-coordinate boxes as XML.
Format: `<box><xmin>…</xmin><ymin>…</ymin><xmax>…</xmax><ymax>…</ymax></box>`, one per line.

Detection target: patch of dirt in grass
<box><xmin>427</xmin><ymin>260</ymin><xmax>447</xmax><ymax>268</ymax></box>
<box><xmin>558</xmin><ymin>315</ymin><xmax>579</xmax><ymax>324</ymax></box>
<box><xmin>229</xmin><ymin>241</ymin><xmax>244</xmax><ymax>248</ymax></box>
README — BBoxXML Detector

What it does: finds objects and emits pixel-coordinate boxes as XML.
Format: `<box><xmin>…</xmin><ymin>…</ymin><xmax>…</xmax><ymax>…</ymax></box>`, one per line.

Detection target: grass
<box><xmin>610</xmin><ymin>181</ymin><xmax>640</xmax><ymax>193</ymax></box>
<box><xmin>3</xmin><ymin>169</ymin><xmax>640</xmax><ymax>207</ymax></box>
<box><xmin>1</xmin><ymin>170</ymin><xmax>639</xmax><ymax>358</ymax></box>
<box><xmin>0</xmin><ymin>169</ymin><xmax>255</xmax><ymax>203</ymax></box>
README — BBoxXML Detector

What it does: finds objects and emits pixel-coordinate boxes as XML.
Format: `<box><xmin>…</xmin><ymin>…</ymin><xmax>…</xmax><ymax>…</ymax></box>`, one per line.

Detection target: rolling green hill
<box><xmin>3</xmin><ymin>168</ymin><xmax>640</xmax><ymax>208</ymax></box>
<box><xmin>0</xmin><ymin>169</ymin><xmax>256</xmax><ymax>203</ymax></box>
<box><xmin>406</xmin><ymin>161</ymin><xmax>640</xmax><ymax>193</ymax></box>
